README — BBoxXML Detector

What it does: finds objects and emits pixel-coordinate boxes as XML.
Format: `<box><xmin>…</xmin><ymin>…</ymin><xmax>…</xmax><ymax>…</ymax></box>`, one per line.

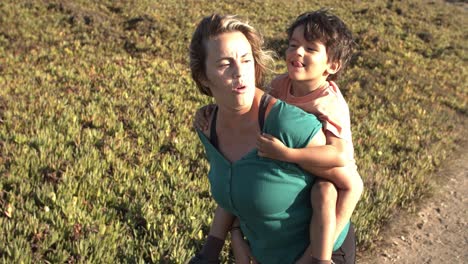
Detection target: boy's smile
<box><xmin>291</xmin><ymin>60</ymin><xmax>305</xmax><ymax>68</ymax></box>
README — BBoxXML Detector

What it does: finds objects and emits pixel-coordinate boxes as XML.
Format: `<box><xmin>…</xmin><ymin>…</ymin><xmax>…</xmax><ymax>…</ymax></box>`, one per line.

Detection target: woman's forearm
<box><xmin>209</xmin><ymin>206</ymin><xmax>236</xmax><ymax>239</ymax></box>
<box><xmin>194</xmin><ymin>206</ymin><xmax>235</xmax><ymax>262</ymax></box>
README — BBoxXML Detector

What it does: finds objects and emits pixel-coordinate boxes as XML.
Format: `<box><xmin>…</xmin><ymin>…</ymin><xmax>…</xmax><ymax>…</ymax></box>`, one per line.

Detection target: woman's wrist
<box><xmin>199</xmin><ymin>235</ymin><xmax>224</xmax><ymax>262</ymax></box>
<box><xmin>230</xmin><ymin>225</ymin><xmax>244</xmax><ymax>242</ymax></box>
<box><xmin>230</xmin><ymin>225</ymin><xmax>241</xmax><ymax>233</ymax></box>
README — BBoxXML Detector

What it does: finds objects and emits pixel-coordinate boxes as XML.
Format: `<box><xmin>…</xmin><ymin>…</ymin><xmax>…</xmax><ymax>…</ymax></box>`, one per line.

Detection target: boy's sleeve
<box><xmin>314</xmin><ymin>91</ymin><xmax>351</xmax><ymax>142</ymax></box>
<box><xmin>269</xmin><ymin>74</ymin><xmax>288</xmax><ymax>99</ymax></box>
<box><xmin>268</xmin><ymin>76</ymin><xmax>280</xmax><ymax>98</ymax></box>
<box><xmin>269</xmin><ymin>87</ymin><xmax>280</xmax><ymax>98</ymax></box>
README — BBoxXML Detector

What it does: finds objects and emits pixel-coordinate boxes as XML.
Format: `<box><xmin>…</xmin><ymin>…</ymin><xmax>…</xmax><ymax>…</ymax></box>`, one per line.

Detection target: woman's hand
<box><xmin>256</xmin><ymin>133</ymin><xmax>291</xmax><ymax>162</ymax></box>
<box><xmin>194</xmin><ymin>104</ymin><xmax>216</xmax><ymax>132</ymax></box>
<box><xmin>231</xmin><ymin>229</ymin><xmax>258</xmax><ymax>264</ymax></box>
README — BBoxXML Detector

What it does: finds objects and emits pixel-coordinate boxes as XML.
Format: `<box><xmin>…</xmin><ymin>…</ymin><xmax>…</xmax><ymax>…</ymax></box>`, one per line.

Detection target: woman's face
<box><xmin>202</xmin><ymin>31</ymin><xmax>256</xmax><ymax>112</ymax></box>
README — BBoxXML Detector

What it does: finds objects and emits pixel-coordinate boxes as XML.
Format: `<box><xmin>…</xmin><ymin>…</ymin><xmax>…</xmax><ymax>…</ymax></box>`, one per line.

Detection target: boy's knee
<box><xmin>311</xmin><ymin>180</ymin><xmax>338</xmax><ymax>208</ymax></box>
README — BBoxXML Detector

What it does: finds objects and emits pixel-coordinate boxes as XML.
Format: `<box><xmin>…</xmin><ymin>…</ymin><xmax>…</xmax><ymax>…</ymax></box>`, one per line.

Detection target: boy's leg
<box><xmin>334</xmin><ymin>170</ymin><xmax>363</xmax><ymax>242</ymax></box>
<box><xmin>310</xmin><ymin>178</ymin><xmax>338</xmax><ymax>261</ymax></box>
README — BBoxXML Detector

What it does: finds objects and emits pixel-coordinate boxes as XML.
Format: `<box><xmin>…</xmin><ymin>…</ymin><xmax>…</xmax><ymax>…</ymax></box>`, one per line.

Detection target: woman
<box><xmin>188</xmin><ymin>14</ymin><xmax>355</xmax><ymax>264</ymax></box>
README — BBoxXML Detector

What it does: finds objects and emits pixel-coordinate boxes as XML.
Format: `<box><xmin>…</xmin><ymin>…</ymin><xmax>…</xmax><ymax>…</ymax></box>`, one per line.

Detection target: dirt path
<box><xmin>357</xmin><ymin>140</ymin><xmax>468</xmax><ymax>263</ymax></box>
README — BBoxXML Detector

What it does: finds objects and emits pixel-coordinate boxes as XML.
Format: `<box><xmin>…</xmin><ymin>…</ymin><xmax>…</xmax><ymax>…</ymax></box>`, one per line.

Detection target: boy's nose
<box><xmin>296</xmin><ymin>46</ymin><xmax>305</xmax><ymax>56</ymax></box>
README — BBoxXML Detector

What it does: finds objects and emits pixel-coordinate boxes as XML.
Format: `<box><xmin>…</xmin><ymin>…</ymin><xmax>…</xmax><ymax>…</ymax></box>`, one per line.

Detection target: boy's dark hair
<box><xmin>287</xmin><ymin>9</ymin><xmax>354</xmax><ymax>81</ymax></box>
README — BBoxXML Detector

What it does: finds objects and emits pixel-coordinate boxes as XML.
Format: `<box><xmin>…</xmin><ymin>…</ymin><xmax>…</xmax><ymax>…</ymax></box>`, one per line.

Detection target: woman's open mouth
<box><xmin>232</xmin><ymin>85</ymin><xmax>247</xmax><ymax>93</ymax></box>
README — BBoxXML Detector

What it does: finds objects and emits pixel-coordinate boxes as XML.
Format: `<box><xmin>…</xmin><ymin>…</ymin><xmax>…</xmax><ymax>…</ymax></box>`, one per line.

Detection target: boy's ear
<box><xmin>327</xmin><ymin>60</ymin><xmax>342</xmax><ymax>75</ymax></box>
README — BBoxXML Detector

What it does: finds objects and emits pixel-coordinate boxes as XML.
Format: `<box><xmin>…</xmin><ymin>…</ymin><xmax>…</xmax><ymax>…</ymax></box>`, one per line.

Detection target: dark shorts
<box><xmin>332</xmin><ymin>223</ymin><xmax>356</xmax><ymax>264</ymax></box>
<box><xmin>245</xmin><ymin>223</ymin><xmax>357</xmax><ymax>264</ymax></box>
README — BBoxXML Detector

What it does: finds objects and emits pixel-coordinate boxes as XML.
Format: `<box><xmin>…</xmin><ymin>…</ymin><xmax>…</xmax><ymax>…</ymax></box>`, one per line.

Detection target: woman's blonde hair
<box><xmin>189</xmin><ymin>14</ymin><xmax>273</xmax><ymax>96</ymax></box>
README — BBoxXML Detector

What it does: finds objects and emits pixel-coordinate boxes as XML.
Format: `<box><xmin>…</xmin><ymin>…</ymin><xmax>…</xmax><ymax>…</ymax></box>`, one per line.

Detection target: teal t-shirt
<box><xmin>198</xmin><ymin>100</ymin><xmax>349</xmax><ymax>264</ymax></box>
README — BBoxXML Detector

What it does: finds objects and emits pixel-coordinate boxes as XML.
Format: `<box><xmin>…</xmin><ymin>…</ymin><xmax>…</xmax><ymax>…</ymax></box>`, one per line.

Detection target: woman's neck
<box><xmin>213</xmin><ymin>89</ymin><xmax>264</xmax><ymax>162</ymax></box>
<box><xmin>216</xmin><ymin>89</ymin><xmax>263</xmax><ymax>130</ymax></box>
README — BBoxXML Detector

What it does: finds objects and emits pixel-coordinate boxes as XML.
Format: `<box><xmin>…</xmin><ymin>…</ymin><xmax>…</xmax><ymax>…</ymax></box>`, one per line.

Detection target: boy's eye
<box><xmin>288</xmin><ymin>41</ymin><xmax>298</xmax><ymax>47</ymax></box>
<box><xmin>306</xmin><ymin>47</ymin><xmax>316</xmax><ymax>52</ymax></box>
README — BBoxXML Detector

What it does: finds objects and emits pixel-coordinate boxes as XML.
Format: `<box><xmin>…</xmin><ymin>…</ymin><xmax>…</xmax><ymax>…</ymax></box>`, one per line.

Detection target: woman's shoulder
<box><xmin>265</xmin><ymin>100</ymin><xmax>322</xmax><ymax>148</ymax></box>
<box><xmin>195</xmin><ymin>104</ymin><xmax>218</xmax><ymax>139</ymax></box>
<box><xmin>269</xmin><ymin>99</ymin><xmax>321</xmax><ymax>126</ymax></box>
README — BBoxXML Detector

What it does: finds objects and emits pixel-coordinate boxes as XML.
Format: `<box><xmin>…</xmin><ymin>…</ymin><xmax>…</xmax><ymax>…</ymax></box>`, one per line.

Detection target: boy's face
<box><xmin>286</xmin><ymin>25</ymin><xmax>337</xmax><ymax>84</ymax></box>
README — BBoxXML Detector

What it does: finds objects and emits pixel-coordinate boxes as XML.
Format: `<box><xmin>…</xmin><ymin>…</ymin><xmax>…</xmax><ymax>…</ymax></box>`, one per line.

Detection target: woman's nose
<box><xmin>232</xmin><ymin>63</ymin><xmax>242</xmax><ymax>78</ymax></box>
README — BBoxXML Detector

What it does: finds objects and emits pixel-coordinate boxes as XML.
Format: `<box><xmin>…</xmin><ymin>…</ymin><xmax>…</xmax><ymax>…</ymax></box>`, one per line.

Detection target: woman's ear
<box><xmin>327</xmin><ymin>60</ymin><xmax>342</xmax><ymax>75</ymax></box>
<box><xmin>200</xmin><ymin>76</ymin><xmax>210</xmax><ymax>89</ymax></box>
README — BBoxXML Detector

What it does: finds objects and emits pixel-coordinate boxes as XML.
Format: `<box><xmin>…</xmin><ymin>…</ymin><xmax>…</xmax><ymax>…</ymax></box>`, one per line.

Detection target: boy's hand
<box><xmin>231</xmin><ymin>231</ymin><xmax>258</xmax><ymax>264</ymax></box>
<box><xmin>194</xmin><ymin>104</ymin><xmax>216</xmax><ymax>132</ymax></box>
<box><xmin>256</xmin><ymin>133</ymin><xmax>291</xmax><ymax>162</ymax></box>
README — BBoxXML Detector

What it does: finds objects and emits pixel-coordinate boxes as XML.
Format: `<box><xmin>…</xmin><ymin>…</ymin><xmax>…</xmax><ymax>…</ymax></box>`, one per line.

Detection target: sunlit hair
<box><xmin>190</xmin><ymin>14</ymin><xmax>273</xmax><ymax>96</ymax></box>
<box><xmin>287</xmin><ymin>9</ymin><xmax>354</xmax><ymax>81</ymax></box>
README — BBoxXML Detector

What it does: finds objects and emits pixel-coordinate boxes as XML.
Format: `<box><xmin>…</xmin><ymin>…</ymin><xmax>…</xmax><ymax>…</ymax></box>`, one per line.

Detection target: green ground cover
<box><xmin>0</xmin><ymin>0</ymin><xmax>466</xmax><ymax>262</ymax></box>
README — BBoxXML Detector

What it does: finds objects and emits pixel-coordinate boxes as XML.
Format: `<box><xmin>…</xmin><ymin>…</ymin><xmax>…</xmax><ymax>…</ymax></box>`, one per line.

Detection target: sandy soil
<box><xmin>357</xmin><ymin>140</ymin><xmax>468</xmax><ymax>263</ymax></box>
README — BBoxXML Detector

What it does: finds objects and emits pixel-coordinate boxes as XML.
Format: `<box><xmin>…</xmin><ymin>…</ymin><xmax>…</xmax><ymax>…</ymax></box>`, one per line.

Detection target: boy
<box><xmin>258</xmin><ymin>9</ymin><xmax>363</xmax><ymax>263</ymax></box>
<box><xmin>195</xmin><ymin>9</ymin><xmax>363</xmax><ymax>264</ymax></box>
